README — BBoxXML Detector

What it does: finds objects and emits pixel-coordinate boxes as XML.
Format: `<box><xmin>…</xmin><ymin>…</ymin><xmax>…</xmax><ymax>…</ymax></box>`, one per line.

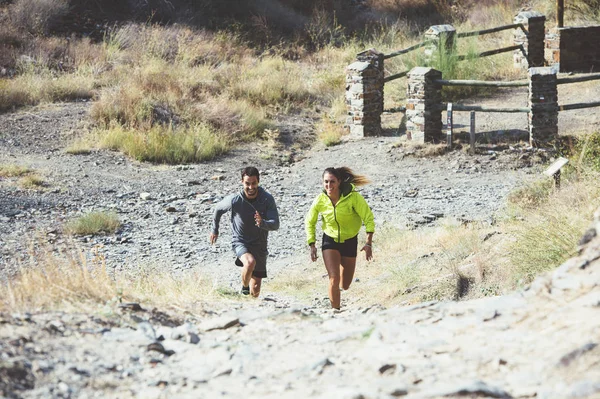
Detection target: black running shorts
<box><xmin>321</xmin><ymin>234</ymin><xmax>358</xmax><ymax>258</ymax></box>
<box><xmin>233</xmin><ymin>244</ymin><xmax>268</xmax><ymax>278</ymax></box>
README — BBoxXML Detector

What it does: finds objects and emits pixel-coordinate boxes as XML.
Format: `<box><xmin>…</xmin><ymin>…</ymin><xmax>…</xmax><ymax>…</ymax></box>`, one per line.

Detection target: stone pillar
<box><xmin>424</xmin><ymin>25</ymin><xmax>456</xmax><ymax>61</ymax></box>
<box><xmin>406</xmin><ymin>67</ymin><xmax>443</xmax><ymax>143</ymax></box>
<box><xmin>545</xmin><ymin>29</ymin><xmax>560</xmax><ymax>67</ymax></box>
<box><xmin>345</xmin><ymin>49</ymin><xmax>384</xmax><ymax>136</ymax></box>
<box><xmin>529</xmin><ymin>67</ymin><xmax>558</xmax><ymax>146</ymax></box>
<box><xmin>514</xmin><ymin>11</ymin><xmax>546</xmax><ymax>69</ymax></box>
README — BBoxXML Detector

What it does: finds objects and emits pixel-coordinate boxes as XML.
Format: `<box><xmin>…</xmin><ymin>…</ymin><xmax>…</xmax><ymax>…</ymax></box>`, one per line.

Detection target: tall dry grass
<box><xmin>0</xmin><ymin>247</ymin><xmax>225</xmax><ymax>312</ymax></box>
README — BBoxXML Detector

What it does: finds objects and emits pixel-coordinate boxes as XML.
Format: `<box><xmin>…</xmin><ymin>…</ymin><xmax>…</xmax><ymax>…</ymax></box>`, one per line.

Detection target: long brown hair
<box><xmin>323</xmin><ymin>167</ymin><xmax>370</xmax><ymax>187</ymax></box>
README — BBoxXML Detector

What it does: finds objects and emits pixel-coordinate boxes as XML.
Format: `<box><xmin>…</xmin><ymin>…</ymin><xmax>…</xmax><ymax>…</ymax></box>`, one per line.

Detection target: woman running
<box><xmin>305</xmin><ymin>167</ymin><xmax>375</xmax><ymax>309</ymax></box>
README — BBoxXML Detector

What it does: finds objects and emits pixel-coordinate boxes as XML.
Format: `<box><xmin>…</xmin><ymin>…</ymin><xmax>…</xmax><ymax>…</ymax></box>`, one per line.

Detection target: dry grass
<box><xmin>393</xmin><ymin>141</ymin><xmax>447</xmax><ymax>157</ymax></box>
<box><xmin>98</xmin><ymin>123</ymin><xmax>229</xmax><ymax>164</ymax></box>
<box><xmin>316</xmin><ymin>116</ymin><xmax>346</xmax><ymax>146</ymax></box>
<box><xmin>505</xmin><ymin>171</ymin><xmax>600</xmax><ymax>285</ymax></box>
<box><xmin>0</xmin><ymin>164</ymin><xmax>32</xmax><ymax>177</ymax></box>
<box><xmin>65</xmin><ymin>138</ymin><xmax>93</xmax><ymax>155</ymax></box>
<box><xmin>0</xmin><ymin>248</ymin><xmax>221</xmax><ymax>312</ymax></box>
<box><xmin>19</xmin><ymin>174</ymin><xmax>45</xmax><ymax>189</ymax></box>
<box><xmin>0</xmin><ymin>164</ymin><xmax>46</xmax><ymax>188</ymax></box>
<box><xmin>65</xmin><ymin>211</ymin><xmax>121</xmax><ymax>236</ymax></box>
<box><xmin>0</xmin><ymin>67</ymin><xmax>95</xmax><ymax>112</ymax></box>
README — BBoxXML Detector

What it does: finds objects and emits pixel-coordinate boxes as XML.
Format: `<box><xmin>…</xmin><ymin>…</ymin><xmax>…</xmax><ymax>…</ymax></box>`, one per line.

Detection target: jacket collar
<box><xmin>322</xmin><ymin>183</ymin><xmax>354</xmax><ymax>198</ymax></box>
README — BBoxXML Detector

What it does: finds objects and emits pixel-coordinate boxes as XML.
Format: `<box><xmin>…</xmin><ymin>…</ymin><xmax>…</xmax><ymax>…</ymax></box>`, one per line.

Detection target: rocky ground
<box><xmin>0</xmin><ymin>210</ymin><xmax>598</xmax><ymax>399</ymax></box>
<box><xmin>0</xmin><ymin>86</ymin><xmax>599</xmax><ymax>398</ymax></box>
<box><xmin>0</xmin><ymin>101</ymin><xmax>547</xmax><ymax>284</ymax></box>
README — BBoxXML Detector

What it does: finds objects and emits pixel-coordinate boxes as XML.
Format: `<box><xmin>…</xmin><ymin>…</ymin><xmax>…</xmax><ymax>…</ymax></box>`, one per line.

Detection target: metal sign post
<box><xmin>446</xmin><ymin>103</ymin><xmax>453</xmax><ymax>149</ymax></box>
<box><xmin>469</xmin><ymin>111</ymin><xmax>476</xmax><ymax>155</ymax></box>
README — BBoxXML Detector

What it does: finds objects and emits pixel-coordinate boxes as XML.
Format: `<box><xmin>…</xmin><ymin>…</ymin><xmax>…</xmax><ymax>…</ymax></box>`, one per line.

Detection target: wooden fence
<box><xmin>436</xmin><ymin>71</ymin><xmax>600</xmax><ymax>149</ymax></box>
<box><xmin>382</xmin><ymin>23</ymin><xmax>526</xmax><ymax>87</ymax></box>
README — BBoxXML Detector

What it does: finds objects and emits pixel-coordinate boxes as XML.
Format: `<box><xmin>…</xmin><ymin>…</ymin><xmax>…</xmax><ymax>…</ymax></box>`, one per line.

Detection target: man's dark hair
<box><xmin>241</xmin><ymin>166</ymin><xmax>260</xmax><ymax>182</ymax></box>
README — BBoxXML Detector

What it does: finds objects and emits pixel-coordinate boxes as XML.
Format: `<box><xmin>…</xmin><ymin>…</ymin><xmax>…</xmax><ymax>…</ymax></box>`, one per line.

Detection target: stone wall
<box><xmin>406</xmin><ymin>67</ymin><xmax>443</xmax><ymax>143</ymax></box>
<box><xmin>345</xmin><ymin>49</ymin><xmax>383</xmax><ymax>136</ymax></box>
<box><xmin>514</xmin><ymin>11</ymin><xmax>546</xmax><ymax>69</ymax></box>
<box><xmin>529</xmin><ymin>67</ymin><xmax>558</xmax><ymax>146</ymax></box>
<box><xmin>547</xmin><ymin>26</ymin><xmax>600</xmax><ymax>72</ymax></box>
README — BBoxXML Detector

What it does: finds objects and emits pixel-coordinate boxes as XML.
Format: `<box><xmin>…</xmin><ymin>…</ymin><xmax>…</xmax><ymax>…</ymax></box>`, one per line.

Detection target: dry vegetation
<box><xmin>0</xmin><ymin>248</ymin><xmax>224</xmax><ymax>312</ymax></box>
<box><xmin>0</xmin><ymin>163</ymin><xmax>46</xmax><ymax>188</ymax></box>
<box><xmin>1</xmin><ymin>0</ymin><xmax>600</xmax><ymax>311</ymax></box>
<box><xmin>64</xmin><ymin>211</ymin><xmax>121</xmax><ymax>236</ymax></box>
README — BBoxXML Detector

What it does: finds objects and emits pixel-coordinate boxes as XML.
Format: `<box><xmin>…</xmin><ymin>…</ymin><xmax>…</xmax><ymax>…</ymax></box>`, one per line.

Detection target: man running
<box><xmin>210</xmin><ymin>166</ymin><xmax>280</xmax><ymax>297</ymax></box>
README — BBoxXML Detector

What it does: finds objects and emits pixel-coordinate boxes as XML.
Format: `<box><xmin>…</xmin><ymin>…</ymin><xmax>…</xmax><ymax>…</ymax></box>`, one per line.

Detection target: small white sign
<box><xmin>543</xmin><ymin>157</ymin><xmax>569</xmax><ymax>176</ymax></box>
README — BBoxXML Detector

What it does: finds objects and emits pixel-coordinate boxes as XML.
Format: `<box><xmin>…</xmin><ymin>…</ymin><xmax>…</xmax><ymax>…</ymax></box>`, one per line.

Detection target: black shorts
<box><xmin>233</xmin><ymin>244</ymin><xmax>267</xmax><ymax>278</ymax></box>
<box><xmin>321</xmin><ymin>234</ymin><xmax>358</xmax><ymax>258</ymax></box>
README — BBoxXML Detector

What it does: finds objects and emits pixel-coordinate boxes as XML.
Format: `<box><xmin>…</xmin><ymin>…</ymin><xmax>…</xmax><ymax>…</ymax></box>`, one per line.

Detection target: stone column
<box><xmin>406</xmin><ymin>67</ymin><xmax>443</xmax><ymax>143</ymax></box>
<box><xmin>514</xmin><ymin>11</ymin><xmax>546</xmax><ymax>68</ymax></box>
<box><xmin>345</xmin><ymin>49</ymin><xmax>384</xmax><ymax>136</ymax></box>
<box><xmin>424</xmin><ymin>25</ymin><xmax>456</xmax><ymax>61</ymax></box>
<box><xmin>529</xmin><ymin>67</ymin><xmax>558</xmax><ymax>146</ymax></box>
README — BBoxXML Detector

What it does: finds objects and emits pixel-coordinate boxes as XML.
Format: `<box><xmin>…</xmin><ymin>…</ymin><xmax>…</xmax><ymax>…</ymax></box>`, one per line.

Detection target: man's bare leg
<box><xmin>239</xmin><ymin>253</ymin><xmax>256</xmax><ymax>291</ymax></box>
<box><xmin>250</xmin><ymin>277</ymin><xmax>262</xmax><ymax>297</ymax></box>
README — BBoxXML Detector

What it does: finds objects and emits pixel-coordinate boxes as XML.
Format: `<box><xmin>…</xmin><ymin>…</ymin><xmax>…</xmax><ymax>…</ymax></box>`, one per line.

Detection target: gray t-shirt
<box><xmin>211</xmin><ymin>187</ymin><xmax>279</xmax><ymax>253</ymax></box>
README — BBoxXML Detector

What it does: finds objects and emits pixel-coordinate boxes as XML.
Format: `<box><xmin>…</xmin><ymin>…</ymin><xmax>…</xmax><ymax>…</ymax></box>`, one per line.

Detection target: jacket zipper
<box><xmin>329</xmin><ymin>195</ymin><xmax>342</xmax><ymax>242</ymax></box>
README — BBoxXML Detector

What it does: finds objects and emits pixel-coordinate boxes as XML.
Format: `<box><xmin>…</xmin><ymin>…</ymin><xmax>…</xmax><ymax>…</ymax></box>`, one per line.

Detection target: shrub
<box><xmin>8</xmin><ymin>0</ymin><xmax>69</xmax><ymax>35</ymax></box>
<box><xmin>65</xmin><ymin>211</ymin><xmax>121</xmax><ymax>236</ymax></box>
<box><xmin>99</xmin><ymin>123</ymin><xmax>229</xmax><ymax>164</ymax></box>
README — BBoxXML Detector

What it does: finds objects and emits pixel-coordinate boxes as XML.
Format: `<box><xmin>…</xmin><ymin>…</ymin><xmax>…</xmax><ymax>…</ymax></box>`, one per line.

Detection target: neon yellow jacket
<box><xmin>305</xmin><ymin>183</ymin><xmax>375</xmax><ymax>245</ymax></box>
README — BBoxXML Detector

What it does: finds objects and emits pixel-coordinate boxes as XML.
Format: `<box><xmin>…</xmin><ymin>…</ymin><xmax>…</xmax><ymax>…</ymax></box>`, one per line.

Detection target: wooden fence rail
<box><xmin>436</xmin><ymin>79</ymin><xmax>528</xmax><ymax>87</ymax></box>
<box><xmin>557</xmin><ymin>73</ymin><xmax>600</xmax><ymax>85</ymax></box>
<box><xmin>456</xmin><ymin>44</ymin><xmax>525</xmax><ymax>61</ymax></box>
<box><xmin>438</xmin><ymin>103</ymin><xmax>530</xmax><ymax>113</ymax></box>
<box><xmin>383</xmin><ymin>40</ymin><xmax>434</xmax><ymax>60</ymax></box>
<box><xmin>384</xmin><ymin>71</ymin><xmax>409</xmax><ymax>83</ymax></box>
<box><xmin>456</xmin><ymin>23</ymin><xmax>526</xmax><ymax>38</ymax></box>
<box><xmin>559</xmin><ymin>101</ymin><xmax>600</xmax><ymax>111</ymax></box>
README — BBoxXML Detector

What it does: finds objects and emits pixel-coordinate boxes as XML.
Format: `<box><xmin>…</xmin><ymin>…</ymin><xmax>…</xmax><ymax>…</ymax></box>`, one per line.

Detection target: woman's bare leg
<box><xmin>322</xmin><ymin>249</ymin><xmax>342</xmax><ymax>309</ymax></box>
<box><xmin>340</xmin><ymin>256</ymin><xmax>357</xmax><ymax>291</ymax></box>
